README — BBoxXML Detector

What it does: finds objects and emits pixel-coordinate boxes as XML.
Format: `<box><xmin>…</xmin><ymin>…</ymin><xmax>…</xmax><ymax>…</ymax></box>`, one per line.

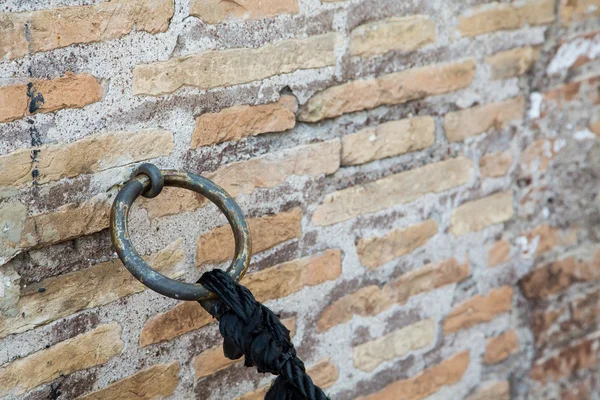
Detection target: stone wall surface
<box><xmin>0</xmin><ymin>0</ymin><xmax>599</xmax><ymax>399</ymax></box>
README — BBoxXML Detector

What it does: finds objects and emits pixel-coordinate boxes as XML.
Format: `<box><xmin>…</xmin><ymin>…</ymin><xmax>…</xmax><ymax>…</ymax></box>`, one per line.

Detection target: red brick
<box><xmin>190</xmin><ymin>0</ymin><xmax>298</xmax><ymax>23</ymax></box>
<box><xmin>0</xmin><ymin>0</ymin><xmax>174</xmax><ymax>60</ymax></box>
<box><xmin>519</xmin><ymin>247</ymin><xmax>600</xmax><ymax>299</ymax></box>
<box><xmin>142</xmin><ymin>250</ymin><xmax>341</xmax><ymax>346</ymax></box>
<box><xmin>300</xmin><ymin>60</ymin><xmax>476</xmax><ymax>122</ymax></box>
<box><xmin>488</xmin><ymin>240</ymin><xmax>511</xmax><ymax>267</ymax></box>
<box><xmin>0</xmin><ymin>323</ymin><xmax>123</xmax><ymax>396</ymax></box>
<box><xmin>483</xmin><ymin>330</ymin><xmax>519</xmax><ymax>364</ymax></box>
<box><xmin>444</xmin><ymin>287</ymin><xmax>513</xmax><ymax>334</ymax></box>
<box><xmin>318</xmin><ymin>258</ymin><xmax>469</xmax><ymax>331</ymax></box>
<box><xmin>0</xmin><ymin>73</ymin><xmax>102</xmax><ymax>123</ymax></box>
<box><xmin>191</xmin><ymin>95</ymin><xmax>297</xmax><ymax>147</ymax></box>
<box><xmin>531</xmin><ymin>337</ymin><xmax>599</xmax><ymax>382</ymax></box>
<box><xmin>197</xmin><ymin>209</ymin><xmax>302</xmax><ymax>265</ymax></box>
<box><xmin>357</xmin><ymin>351</ymin><xmax>470</xmax><ymax>400</ymax></box>
<box><xmin>79</xmin><ymin>362</ymin><xmax>180</xmax><ymax>400</ymax></box>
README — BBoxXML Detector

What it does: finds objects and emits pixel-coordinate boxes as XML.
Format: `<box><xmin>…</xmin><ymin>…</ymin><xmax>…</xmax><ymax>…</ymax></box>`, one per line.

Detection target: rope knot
<box><xmin>198</xmin><ymin>269</ymin><xmax>329</xmax><ymax>400</ymax></box>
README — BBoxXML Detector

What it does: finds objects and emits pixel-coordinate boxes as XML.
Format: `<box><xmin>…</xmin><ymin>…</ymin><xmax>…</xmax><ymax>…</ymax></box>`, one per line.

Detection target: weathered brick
<box><xmin>542</xmin><ymin>82</ymin><xmax>579</xmax><ymax>106</ymax></box>
<box><xmin>133</xmin><ymin>33</ymin><xmax>339</xmax><ymax>95</ymax></box>
<box><xmin>519</xmin><ymin>247</ymin><xmax>600</xmax><ymax>299</ymax></box>
<box><xmin>548</xmin><ymin>31</ymin><xmax>600</xmax><ymax>74</ymax></box>
<box><xmin>31</xmin><ymin>72</ymin><xmax>103</xmax><ymax>114</ymax></box>
<box><xmin>79</xmin><ymin>361</ymin><xmax>179</xmax><ymax>400</ymax></box>
<box><xmin>349</xmin><ymin>15</ymin><xmax>436</xmax><ymax>57</ymax></box>
<box><xmin>191</xmin><ymin>95</ymin><xmax>297</xmax><ymax>148</ymax></box>
<box><xmin>0</xmin><ymin>239</ymin><xmax>184</xmax><ymax>339</ymax></box>
<box><xmin>140</xmin><ymin>140</ymin><xmax>338</xmax><ymax>219</ymax></box>
<box><xmin>353</xmin><ymin>319</ymin><xmax>436</xmax><ymax>372</ymax></box>
<box><xmin>313</xmin><ymin>157</ymin><xmax>473</xmax><ymax>226</ymax></box>
<box><xmin>140</xmin><ymin>301</ymin><xmax>212</xmax><ymax>348</ymax></box>
<box><xmin>539</xmin><ymin>77</ymin><xmax>600</xmax><ymax>113</ymax></box>
<box><xmin>0</xmin><ymin>73</ymin><xmax>102</xmax><ymax>123</ymax></box>
<box><xmin>302</xmin><ymin>359</ymin><xmax>339</xmax><ymax>392</ymax></box>
<box><xmin>590</xmin><ymin>119</ymin><xmax>600</xmax><ymax>135</ymax></box>
<box><xmin>484</xmin><ymin>330</ymin><xmax>519</xmax><ymax>364</ymax></box>
<box><xmin>542</xmin><ymin>81</ymin><xmax>586</xmax><ymax>108</ymax></box>
<box><xmin>444</xmin><ymin>286</ymin><xmax>513</xmax><ymax>334</ymax></box>
<box><xmin>560</xmin><ymin>0</ymin><xmax>600</xmax><ymax>25</ymax></box>
<box><xmin>20</xmin><ymin>195</ymin><xmax>111</xmax><ymax>249</ymax></box>
<box><xmin>197</xmin><ymin>208</ymin><xmax>302</xmax><ymax>265</ymax></box>
<box><xmin>450</xmin><ymin>191</ymin><xmax>514</xmax><ymax>236</ymax></box>
<box><xmin>139</xmin><ymin>187</ymin><xmax>206</xmax><ymax>220</ymax></box>
<box><xmin>444</xmin><ymin>97</ymin><xmax>524</xmax><ymax>142</ymax></box>
<box><xmin>341</xmin><ymin>116</ymin><xmax>435</xmax><ymax>166</ymax></box>
<box><xmin>0</xmin><ymin>201</ymin><xmax>28</xmax><ymax>264</ymax></box>
<box><xmin>240</xmin><ymin>249</ymin><xmax>342</xmax><ymax>303</ymax></box>
<box><xmin>356</xmin><ymin>219</ymin><xmax>438</xmax><ymax>269</ymax></box>
<box><xmin>141</xmin><ymin>250</ymin><xmax>340</xmax><ymax>346</ymax></box>
<box><xmin>0</xmin><ymin>264</ymin><xmax>19</xmax><ymax>319</ymax></box>
<box><xmin>318</xmin><ymin>285</ymin><xmax>391</xmax><ymax>333</ymax></box>
<box><xmin>0</xmin><ymin>130</ymin><xmax>174</xmax><ymax>187</ymax></box>
<box><xmin>531</xmin><ymin>337</ymin><xmax>599</xmax><ymax>382</ymax></box>
<box><xmin>465</xmin><ymin>381</ymin><xmax>510</xmax><ymax>400</ymax></box>
<box><xmin>518</xmin><ymin>0</ymin><xmax>557</xmax><ymax>25</ymax></box>
<box><xmin>236</xmin><ymin>358</ymin><xmax>338</xmax><ymax>400</ymax></box>
<box><xmin>207</xmin><ymin>139</ymin><xmax>340</xmax><ymax>200</ymax></box>
<box><xmin>485</xmin><ymin>47</ymin><xmax>539</xmax><ymax>80</ymax></box>
<box><xmin>488</xmin><ymin>240</ymin><xmax>511</xmax><ymax>267</ymax></box>
<box><xmin>561</xmin><ymin>379</ymin><xmax>593</xmax><ymax>400</ymax></box>
<box><xmin>520</xmin><ymin>139</ymin><xmax>564</xmax><ymax>173</ymax></box>
<box><xmin>532</xmin><ymin>290</ymin><xmax>600</xmax><ymax>351</ymax></box>
<box><xmin>318</xmin><ymin>257</ymin><xmax>469</xmax><ymax>331</ymax></box>
<box><xmin>457</xmin><ymin>0</ymin><xmax>554</xmax><ymax>37</ymax></box>
<box><xmin>531</xmin><ymin>307</ymin><xmax>563</xmax><ymax>350</ymax></box>
<box><xmin>458</xmin><ymin>4</ymin><xmax>520</xmax><ymax>36</ymax></box>
<box><xmin>308</xmin><ymin>358</ymin><xmax>339</xmax><ymax>390</ymax></box>
<box><xmin>299</xmin><ymin>59</ymin><xmax>476</xmax><ymax>122</ymax></box>
<box><xmin>2</xmin><ymin>0</ymin><xmax>593</xmax><ymax>396</ymax></box>
<box><xmin>190</xmin><ymin>0</ymin><xmax>298</xmax><ymax>23</ymax></box>
<box><xmin>0</xmin><ymin>323</ymin><xmax>123</xmax><ymax>396</ymax></box>
<box><xmin>524</xmin><ymin>224</ymin><xmax>578</xmax><ymax>256</ymax></box>
<box><xmin>0</xmin><ymin>0</ymin><xmax>174</xmax><ymax>60</ymax></box>
<box><xmin>480</xmin><ymin>151</ymin><xmax>513</xmax><ymax>177</ymax></box>
<box><xmin>357</xmin><ymin>351</ymin><xmax>470</xmax><ymax>400</ymax></box>
<box><xmin>0</xmin><ymin>149</ymin><xmax>41</xmax><ymax>187</ymax></box>
<box><xmin>569</xmin><ymin>293</ymin><xmax>599</xmax><ymax>335</ymax></box>
<box><xmin>395</xmin><ymin>259</ymin><xmax>470</xmax><ymax>303</ymax></box>
<box><xmin>0</xmin><ymin>83</ymin><xmax>28</xmax><ymax>123</ymax></box>
<box><xmin>194</xmin><ymin>317</ymin><xmax>296</xmax><ymax>379</ymax></box>
<box><xmin>0</xmin><ymin>13</ymin><xmax>28</xmax><ymax>60</ymax></box>
<box><xmin>1</xmin><ymin>0</ymin><xmax>591</xmax><ymax>396</ymax></box>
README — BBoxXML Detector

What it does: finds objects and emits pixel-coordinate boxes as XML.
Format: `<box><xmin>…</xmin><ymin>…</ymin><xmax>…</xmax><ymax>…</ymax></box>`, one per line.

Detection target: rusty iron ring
<box><xmin>110</xmin><ymin>166</ymin><xmax>252</xmax><ymax>301</ymax></box>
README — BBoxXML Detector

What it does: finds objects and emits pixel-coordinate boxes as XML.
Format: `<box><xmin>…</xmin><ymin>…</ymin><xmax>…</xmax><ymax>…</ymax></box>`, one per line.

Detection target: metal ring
<box><xmin>110</xmin><ymin>168</ymin><xmax>252</xmax><ymax>301</ymax></box>
<box><xmin>135</xmin><ymin>163</ymin><xmax>164</xmax><ymax>199</ymax></box>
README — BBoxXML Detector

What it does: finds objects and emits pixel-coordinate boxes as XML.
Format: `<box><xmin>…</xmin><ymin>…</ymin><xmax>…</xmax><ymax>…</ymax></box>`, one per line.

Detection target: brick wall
<box><xmin>0</xmin><ymin>0</ymin><xmax>599</xmax><ymax>399</ymax></box>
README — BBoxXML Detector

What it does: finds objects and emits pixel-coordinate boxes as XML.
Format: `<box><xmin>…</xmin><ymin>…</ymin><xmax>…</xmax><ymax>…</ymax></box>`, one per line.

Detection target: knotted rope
<box><xmin>198</xmin><ymin>269</ymin><xmax>330</xmax><ymax>400</ymax></box>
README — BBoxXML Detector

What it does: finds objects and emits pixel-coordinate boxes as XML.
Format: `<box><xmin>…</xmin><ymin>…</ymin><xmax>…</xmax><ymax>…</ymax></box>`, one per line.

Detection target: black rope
<box><xmin>198</xmin><ymin>269</ymin><xmax>330</xmax><ymax>400</ymax></box>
